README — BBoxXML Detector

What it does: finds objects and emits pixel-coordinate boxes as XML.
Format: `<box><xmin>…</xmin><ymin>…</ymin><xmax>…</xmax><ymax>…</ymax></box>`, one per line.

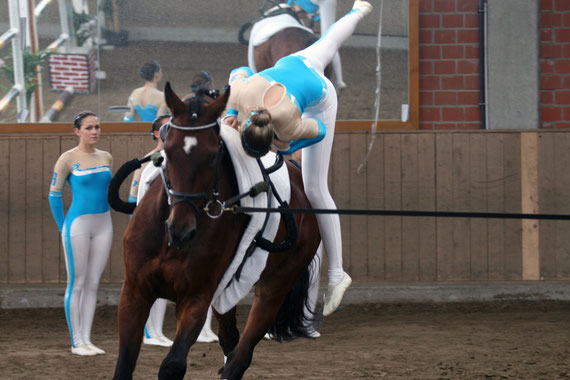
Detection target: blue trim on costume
<box><xmin>227</xmin><ymin>108</ymin><xmax>239</xmax><ymax>117</ymax></box>
<box><xmin>48</xmin><ymin>193</ymin><xmax>64</xmax><ymax>232</ymax></box>
<box><xmin>51</xmin><ymin>161</ymin><xmax>112</xmax><ymax>348</ymax></box>
<box><xmin>65</xmin><ymin>169</ymin><xmax>111</xmax><ymax>224</ymax></box>
<box><xmin>279</xmin><ymin>118</ymin><xmax>326</xmax><ymax>155</ymax></box>
<box><xmin>134</xmin><ymin>104</ymin><xmax>159</xmax><ymax>122</ymax></box>
<box><xmin>64</xmin><ymin>167</ymin><xmax>111</xmax><ymax>347</ymax></box>
<box><xmin>288</xmin><ymin>0</ymin><xmax>318</xmax><ymax>14</ymax></box>
<box><xmin>257</xmin><ymin>55</ymin><xmax>327</xmax><ymax>113</ymax></box>
<box><xmin>63</xmin><ymin>219</ymin><xmax>76</xmax><ymax>347</ymax></box>
<box><xmin>128</xmin><ymin>195</ymin><xmax>137</xmax><ymax>219</ymax></box>
<box><xmin>229</xmin><ymin>66</ymin><xmax>253</xmax><ymax>84</ymax></box>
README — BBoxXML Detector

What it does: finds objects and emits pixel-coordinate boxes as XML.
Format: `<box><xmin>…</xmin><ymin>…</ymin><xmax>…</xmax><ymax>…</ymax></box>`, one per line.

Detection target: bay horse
<box><xmin>242</xmin><ymin>0</ymin><xmax>331</xmax><ymax>76</ymax></box>
<box><xmin>112</xmin><ymin>82</ymin><xmax>321</xmax><ymax>380</ymax></box>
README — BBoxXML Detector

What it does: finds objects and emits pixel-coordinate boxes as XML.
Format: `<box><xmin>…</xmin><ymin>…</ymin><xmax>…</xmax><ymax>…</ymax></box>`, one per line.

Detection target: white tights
<box><xmin>295</xmin><ymin>6</ymin><xmax>367</xmax><ymax>285</ymax></box>
<box><xmin>63</xmin><ymin>212</ymin><xmax>113</xmax><ymax>348</ymax></box>
<box><xmin>145</xmin><ymin>298</ymin><xmax>168</xmax><ymax>338</ymax></box>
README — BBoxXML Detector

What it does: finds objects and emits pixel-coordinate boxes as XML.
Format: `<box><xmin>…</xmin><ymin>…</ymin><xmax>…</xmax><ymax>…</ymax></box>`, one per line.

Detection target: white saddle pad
<box><xmin>248</xmin><ymin>7</ymin><xmax>314</xmax><ymax>73</ymax></box>
<box><xmin>135</xmin><ymin>124</ymin><xmax>290</xmax><ymax>314</ymax></box>
<box><xmin>211</xmin><ymin>123</ymin><xmax>291</xmax><ymax>313</ymax></box>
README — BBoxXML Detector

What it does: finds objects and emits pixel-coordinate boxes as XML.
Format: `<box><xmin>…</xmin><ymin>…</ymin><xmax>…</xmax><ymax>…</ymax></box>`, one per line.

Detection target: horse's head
<box><xmin>161</xmin><ymin>81</ymin><xmax>230</xmax><ymax>249</ymax></box>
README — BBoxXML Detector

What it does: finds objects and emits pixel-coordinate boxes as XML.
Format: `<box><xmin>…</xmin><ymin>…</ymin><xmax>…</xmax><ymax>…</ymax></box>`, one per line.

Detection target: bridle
<box><xmin>157</xmin><ymin>114</ymin><xmax>297</xmax><ymax>254</ymax></box>
<box><xmin>158</xmin><ymin>117</ymin><xmax>226</xmax><ymax>219</ymax></box>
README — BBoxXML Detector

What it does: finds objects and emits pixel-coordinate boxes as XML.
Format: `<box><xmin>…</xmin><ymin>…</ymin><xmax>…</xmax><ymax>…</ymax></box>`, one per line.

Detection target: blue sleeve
<box><xmin>123</xmin><ymin>115</ymin><xmax>134</xmax><ymax>122</ymax></box>
<box><xmin>229</xmin><ymin>66</ymin><xmax>253</xmax><ymax>84</ymax></box>
<box><xmin>49</xmin><ymin>191</ymin><xmax>65</xmax><ymax>232</ymax></box>
<box><xmin>279</xmin><ymin>119</ymin><xmax>326</xmax><ymax>155</ymax></box>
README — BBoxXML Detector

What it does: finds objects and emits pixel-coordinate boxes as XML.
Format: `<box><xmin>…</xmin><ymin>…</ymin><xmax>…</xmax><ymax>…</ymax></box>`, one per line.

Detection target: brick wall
<box><xmin>419</xmin><ymin>0</ymin><xmax>570</xmax><ymax>130</ymax></box>
<box><xmin>539</xmin><ymin>0</ymin><xmax>570</xmax><ymax>129</ymax></box>
<box><xmin>48</xmin><ymin>49</ymin><xmax>97</xmax><ymax>94</ymax></box>
<box><xmin>419</xmin><ymin>0</ymin><xmax>481</xmax><ymax>129</ymax></box>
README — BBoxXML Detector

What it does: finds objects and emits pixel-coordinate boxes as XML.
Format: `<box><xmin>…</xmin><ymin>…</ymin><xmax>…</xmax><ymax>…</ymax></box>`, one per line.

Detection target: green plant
<box><xmin>73</xmin><ymin>11</ymin><xmax>95</xmax><ymax>47</ymax></box>
<box><xmin>1</xmin><ymin>50</ymin><xmax>51</xmax><ymax>104</ymax></box>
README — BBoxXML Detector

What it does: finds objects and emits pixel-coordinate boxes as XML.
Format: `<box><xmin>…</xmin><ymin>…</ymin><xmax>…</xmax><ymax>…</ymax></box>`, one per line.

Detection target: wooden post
<box><xmin>521</xmin><ymin>132</ymin><xmax>540</xmax><ymax>280</ymax></box>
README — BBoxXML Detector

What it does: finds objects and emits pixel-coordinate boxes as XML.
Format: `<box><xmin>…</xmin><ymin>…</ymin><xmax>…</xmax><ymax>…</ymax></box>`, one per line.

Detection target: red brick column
<box><xmin>48</xmin><ymin>49</ymin><xmax>97</xmax><ymax>94</ymax></box>
<box><xmin>539</xmin><ymin>0</ymin><xmax>570</xmax><ymax>129</ymax></box>
<box><xmin>419</xmin><ymin>0</ymin><xmax>481</xmax><ymax>129</ymax></box>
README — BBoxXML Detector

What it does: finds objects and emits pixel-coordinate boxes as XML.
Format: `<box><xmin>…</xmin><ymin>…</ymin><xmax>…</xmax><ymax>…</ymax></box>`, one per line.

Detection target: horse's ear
<box><xmin>207</xmin><ymin>86</ymin><xmax>231</xmax><ymax>119</ymax></box>
<box><xmin>164</xmin><ymin>81</ymin><xmax>185</xmax><ymax>116</ymax></box>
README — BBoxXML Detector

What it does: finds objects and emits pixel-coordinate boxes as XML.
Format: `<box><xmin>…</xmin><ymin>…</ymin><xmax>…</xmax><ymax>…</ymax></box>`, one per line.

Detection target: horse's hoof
<box><xmin>323</xmin><ymin>272</ymin><xmax>352</xmax><ymax>316</ymax></box>
<box><xmin>71</xmin><ymin>344</ymin><xmax>97</xmax><ymax>356</ymax></box>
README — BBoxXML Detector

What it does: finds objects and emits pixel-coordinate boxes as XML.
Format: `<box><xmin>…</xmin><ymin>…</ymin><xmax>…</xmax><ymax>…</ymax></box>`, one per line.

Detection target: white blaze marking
<box><xmin>183</xmin><ymin>136</ymin><xmax>198</xmax><ymax>154</ymax></box>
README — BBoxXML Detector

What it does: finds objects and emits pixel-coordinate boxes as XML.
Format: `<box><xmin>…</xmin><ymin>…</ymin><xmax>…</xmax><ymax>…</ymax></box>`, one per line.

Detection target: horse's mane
<box><xmin>181</xmin><ymin>88</ymin><xmax>222</xmax><ymax>121</ymax></box>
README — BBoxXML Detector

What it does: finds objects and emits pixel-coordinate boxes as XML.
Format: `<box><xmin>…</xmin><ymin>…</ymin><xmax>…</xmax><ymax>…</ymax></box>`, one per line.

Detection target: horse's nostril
<box><xmin>188</xmin><ymin>228</ymin><xmax>197</xmax><ymax>241</ymax></box>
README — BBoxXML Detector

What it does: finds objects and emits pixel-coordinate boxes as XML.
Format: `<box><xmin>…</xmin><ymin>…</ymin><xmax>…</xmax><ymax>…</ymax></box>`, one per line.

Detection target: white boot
<box><xmin>71</xmin><ymin>344</ymin><xmax>97</xmax><ymax>356</ymax></box>
<box><xmin>86</xmin><ymin>343</ymin><xmax>106</xmax><ymax>355</ymax></box>
<box><xmin>353</xmin><ymin>0</ymin><xmax>373</xmax><ymax>17</ymax></box>
<box><xmin>323</xmin><ymin>272</ymin><xmax>352</xmax><ymax>316</ymax></box>
<box><xmin>197</xmin><ymin>328</ymin><xmax>219</xmax><ymax>343</ymax></box>
<box><xmin>158</xmin><ymin>336</ymin><xmax>174</xmax><ymax>347</ymax></box>
<box><xmin>144</xmin><ymin>336</ymin><xmax>172</xmax><ymax>347</ymax></box>
<box><xmin>305</xmin><ymin>325</ymin><xmax>321</xmax><ymax>339</ymax></box>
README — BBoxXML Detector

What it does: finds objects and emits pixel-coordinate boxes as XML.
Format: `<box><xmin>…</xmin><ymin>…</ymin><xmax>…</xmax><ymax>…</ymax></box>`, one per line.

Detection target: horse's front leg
<box><xmin>220</xmin><ymin>292</ymin><xmax>284</xmax><ymax>380</ymax></box>
<box><xmin>158</xmin><ymin>299</ymin><xmax>209</xmax><ymax>380</ymax></box>
<box><xmin>213</xmin><ymin>307</ymin><xmax>240</xmax><ymax>372</ymax></box>
<box><xmin>113</xmin><ymin>281</ymin><xmax>153</xmax><ymax>380</ymax></box>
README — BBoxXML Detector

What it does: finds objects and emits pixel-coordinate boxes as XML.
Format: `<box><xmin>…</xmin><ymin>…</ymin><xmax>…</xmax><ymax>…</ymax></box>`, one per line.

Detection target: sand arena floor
<box><xmin>0</xmin><ymin>301</ymin><xmax>568</xmax><ymax>379</ymax></box>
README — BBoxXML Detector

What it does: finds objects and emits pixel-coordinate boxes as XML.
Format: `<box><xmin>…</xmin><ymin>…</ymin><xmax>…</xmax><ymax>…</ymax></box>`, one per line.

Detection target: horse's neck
<box><xmin>220</xmin><ymin>144</ymin><xmax>240</xmax><ymax>199</ymax></box>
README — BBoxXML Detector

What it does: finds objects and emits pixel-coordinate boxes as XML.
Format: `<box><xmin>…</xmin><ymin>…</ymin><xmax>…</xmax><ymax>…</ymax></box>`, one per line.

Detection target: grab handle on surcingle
<box><xmin>264</xmin><ymin>151</ymin><xmax>284</xmax><ymax>174</ymax></box>
<box><xmin>253</xmin><ymin>202</ymin><xmax>298</xmax><ymax>252</ymax></box>
<box><xmin>107</xmin><ymin>156</ymin><xmax>151</xmax><ymax>215</ymax></box>
<box><xmin>223</xmin><ymin>181</ymin><xmax>270</xmax><ymax>209</ymax></box>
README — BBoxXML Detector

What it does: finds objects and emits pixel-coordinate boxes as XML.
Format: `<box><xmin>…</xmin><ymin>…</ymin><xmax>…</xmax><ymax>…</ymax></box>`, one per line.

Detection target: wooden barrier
<box><xmin>0</xmin><ymin>125</ymin><xmax>568</xmax><ymax>284</ymax></box>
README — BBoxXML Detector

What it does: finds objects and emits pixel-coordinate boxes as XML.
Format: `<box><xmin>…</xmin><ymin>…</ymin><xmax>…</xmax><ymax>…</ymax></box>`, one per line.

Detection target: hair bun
<box><xmin>241</xmin><ymin>109</ymin><xmax>274</xmax><ymax>158</ymax></box>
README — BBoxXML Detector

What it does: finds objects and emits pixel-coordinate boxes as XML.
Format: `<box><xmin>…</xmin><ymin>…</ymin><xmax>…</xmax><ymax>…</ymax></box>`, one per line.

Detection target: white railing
<box><xmin>0</xmin><ymin>0</ymin><xmax>27</xmax><ymax>120</ymax></box>
<box><xmin>0</xmin><ymin>0</ymin><xmax>74</xmax><ymax>121</ymax></box>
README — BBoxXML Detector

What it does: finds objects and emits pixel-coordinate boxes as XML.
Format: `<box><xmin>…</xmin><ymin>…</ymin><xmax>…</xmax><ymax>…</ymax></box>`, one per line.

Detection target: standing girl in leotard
<box><xmin>123</xmin><ymin>60</ymin><xmax>169</xmax><ymax>122</ymax></box>
<box><xmin>49</xmin><ymin>111</ymin><xmax>113</xmax><ymax>356</ymax></box>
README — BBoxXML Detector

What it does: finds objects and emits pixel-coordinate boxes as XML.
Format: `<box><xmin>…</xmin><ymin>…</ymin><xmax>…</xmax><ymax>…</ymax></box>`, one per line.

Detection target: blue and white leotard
<box><xmin>49</xmin><ymin>147</ymin><xmax>113</xmax><ymax>348</ymax></box>
<box><xmin>225</xmin><ymin>4</ymin><xmax>369</xmax><ymax>292</ymax></box>
<box><xmin>123</xmin><ymin>86</ymin><xmax>167</xmax><ymax>122</ymax></box>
